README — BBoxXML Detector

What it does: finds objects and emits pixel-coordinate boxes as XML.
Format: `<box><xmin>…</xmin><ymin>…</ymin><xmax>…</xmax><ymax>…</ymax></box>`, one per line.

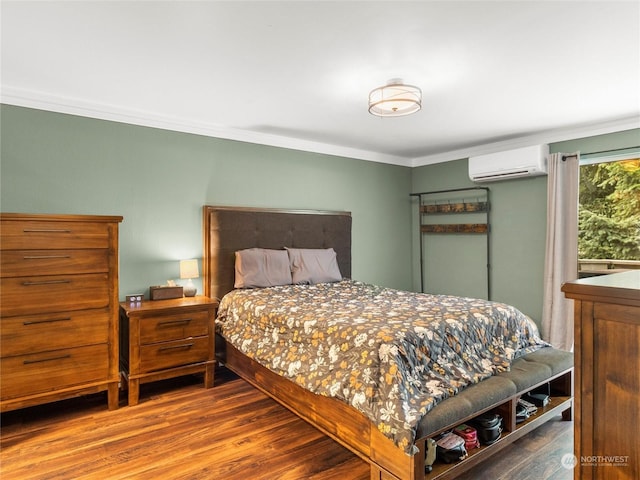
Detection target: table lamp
<box><xmin>179</xmin><ymin>259</ymin><xmax>199</xmax><ymax>297</ymax></box>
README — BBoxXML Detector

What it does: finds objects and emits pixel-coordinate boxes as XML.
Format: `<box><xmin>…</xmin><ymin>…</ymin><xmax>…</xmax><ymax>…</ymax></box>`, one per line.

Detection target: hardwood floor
<box><xmin>1</xmin><ymin>368</ymin><xmax>573</xmax><ymax>480</ymax></box>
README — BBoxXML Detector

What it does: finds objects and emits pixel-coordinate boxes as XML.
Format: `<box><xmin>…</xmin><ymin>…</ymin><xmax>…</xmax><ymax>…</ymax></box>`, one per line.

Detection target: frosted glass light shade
<box><xmin>368</xmin><ymin>78</ymin><xmax>422</xmax><ymax>117</ymax></box>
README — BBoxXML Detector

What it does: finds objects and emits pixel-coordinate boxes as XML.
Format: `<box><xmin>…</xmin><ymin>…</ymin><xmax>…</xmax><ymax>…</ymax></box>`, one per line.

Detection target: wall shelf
<box><xmin>411</xmin><ymin>187</ymin><xmax>491</xmax><ymax>299</ymax></box>
<box><xmin>421</xmin><ymin>224</ymin><xmax>488</xmax><ymax>234</ymax></box>
<box><xmin>420</xmin><ymin>201</ymin><xmax>488</xmax><ymax>214</ymax></box>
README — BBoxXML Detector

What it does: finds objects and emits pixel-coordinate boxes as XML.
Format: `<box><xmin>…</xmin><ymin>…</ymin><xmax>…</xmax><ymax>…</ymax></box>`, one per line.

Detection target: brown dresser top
<box><xmin>1</xmin><ymin>213</ymin><xmax>123</xmax><ymax>223</ymax></box>
<box><xmin>120</xmin><ymin>296</ymin><xmax>218</xmax><ymax>316</ymax></box>
<box><xmin>562</xmin><ymin>270</ymin><xmax>640</xmax><ymax>306</ymax></box>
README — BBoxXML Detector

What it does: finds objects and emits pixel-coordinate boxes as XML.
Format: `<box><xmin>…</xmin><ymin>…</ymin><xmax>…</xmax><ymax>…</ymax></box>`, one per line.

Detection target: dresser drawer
<box><xmin>139</xmin><ymin>335</ymin><xmax>210</xmax><ymax>373</ymax></box>
<box><xmin>1</xmin><ymin>308</ymin><xmax>110</xmax><ymax>357</ymax></box>
<box><xmin>0</xmin><ymin>273</ymin><xmax>110</xmax><ymax>316</ymax></box>
<box><xmin>1</xmin><ymin>344</ymin><xmax>109</xmax><ymax>400</ymax></box>
<box><xmin>1</xmin><ymin>249</ymin><xmax>109</xmax><ymax>278</ymax></box>
<box><xmin>0</xmin><ymin>220</ymin><xmax>112</xmax><ymax>250</ymax></box>
<box><xmin>139</xmin><ymin>309</ymin><xmax>210</xmax><ymax>344</ymax></box>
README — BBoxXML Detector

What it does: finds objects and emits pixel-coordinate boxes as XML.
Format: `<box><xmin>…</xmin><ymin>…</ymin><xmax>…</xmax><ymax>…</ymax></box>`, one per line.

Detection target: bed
<box><xmin>203</xmin><ymin>205</ymin><xmax>573</xmax><ymax>480</ymax></box>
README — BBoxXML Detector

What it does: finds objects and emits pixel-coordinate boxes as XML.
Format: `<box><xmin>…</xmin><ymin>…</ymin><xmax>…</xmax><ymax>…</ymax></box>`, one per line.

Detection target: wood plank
<box><xmin>421</xmin><ymin>224</ymin><xmax>488</xmax><ymax>234</ymax></box>
<box><xmin>1</xmin><ymin>369</ymin><xmax>370</xmax><ymax>480</ymax></box>
<box><xmin>420</xmin><ymin>202</ymin><xmax>488</xmax><ymax>214</ymax></box>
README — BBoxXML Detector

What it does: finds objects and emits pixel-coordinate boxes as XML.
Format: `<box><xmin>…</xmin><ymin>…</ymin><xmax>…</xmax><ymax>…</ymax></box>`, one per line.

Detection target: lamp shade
<box><xmin>368</xmin><ymin>78</ymin><xmax>422</xmax><ymax>117</ymax></box>
<box><xmin>179</xmin><ymin>259</ymin><xmax>199</xmax><ymax>279</ymax></box>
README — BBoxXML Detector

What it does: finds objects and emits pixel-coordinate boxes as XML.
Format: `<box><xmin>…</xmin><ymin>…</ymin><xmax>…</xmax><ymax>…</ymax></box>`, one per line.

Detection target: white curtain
<box><xmin>541</xmin><ymin>152</ymin><xmax>579</xmax><ymax>351</ymax></box>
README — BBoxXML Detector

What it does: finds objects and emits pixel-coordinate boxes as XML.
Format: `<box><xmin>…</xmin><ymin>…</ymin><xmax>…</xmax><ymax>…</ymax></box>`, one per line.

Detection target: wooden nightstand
<box><xmin>119</xmin><ymin>296</ymin><xmax>217</xmax><ymax>406</ymax></box>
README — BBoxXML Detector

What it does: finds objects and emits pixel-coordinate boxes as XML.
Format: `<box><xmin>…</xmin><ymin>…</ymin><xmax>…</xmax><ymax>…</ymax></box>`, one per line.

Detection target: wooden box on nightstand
<box><xmin>119</xmin><ymin>296</ymin><xmax>218</xmax><ymax>406</ymax></box>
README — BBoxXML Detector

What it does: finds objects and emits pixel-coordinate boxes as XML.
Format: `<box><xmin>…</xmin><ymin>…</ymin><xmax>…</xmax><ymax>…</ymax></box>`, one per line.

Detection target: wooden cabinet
<box><xmin>0</xmin><ymin>213</ymin><xmax>122</xmax><ymax>412</ymax></box>
<box><xmin>119</xmin><ymin>296</ymin><xmax>217</xmax><ymax>406</ymax></box>
<box><xmin>562</xmin><ymin>271</ymin><xmax>640</xmax><ymax>480</ymax></box>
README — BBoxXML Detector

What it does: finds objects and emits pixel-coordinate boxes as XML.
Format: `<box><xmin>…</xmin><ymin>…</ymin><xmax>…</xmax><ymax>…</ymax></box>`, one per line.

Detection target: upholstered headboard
<box><xmin>203</xmin><ymin>206</ymin><xmax>352</xmax><ymax>301</ymax></box>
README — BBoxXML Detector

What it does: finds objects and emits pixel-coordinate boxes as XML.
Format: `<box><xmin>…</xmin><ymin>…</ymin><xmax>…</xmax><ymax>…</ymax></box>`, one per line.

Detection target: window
<box><xmin>578</xmin><ymin>152</ymin><xmax>640</xmax><ymax>277</ymax></box>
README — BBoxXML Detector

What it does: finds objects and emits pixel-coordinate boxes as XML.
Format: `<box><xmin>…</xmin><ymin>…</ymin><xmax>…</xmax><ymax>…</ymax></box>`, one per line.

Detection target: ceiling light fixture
<box><xmin>368</xmin><ymin>78</ymin><xmax>422</xmax><ymax>117</ymax></box>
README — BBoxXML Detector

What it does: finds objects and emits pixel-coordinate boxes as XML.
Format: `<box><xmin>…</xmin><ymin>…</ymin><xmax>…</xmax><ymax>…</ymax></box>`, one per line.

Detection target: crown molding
<box><xmin>0</xmin><ymin>86</ymin><xmax>412</xmax><ymax>167</ymax></box>
<box><xmin>2</xmin><ymin>86</ymin><xmax>637</xmax><ymax>169</ymax></box>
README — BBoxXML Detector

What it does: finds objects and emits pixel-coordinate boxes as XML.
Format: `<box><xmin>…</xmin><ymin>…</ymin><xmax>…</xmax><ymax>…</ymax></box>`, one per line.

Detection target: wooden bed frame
<box><xmin>203</xmin><ymin>205</ymin><xmax>573</xmax><ymax>480</ymax></box>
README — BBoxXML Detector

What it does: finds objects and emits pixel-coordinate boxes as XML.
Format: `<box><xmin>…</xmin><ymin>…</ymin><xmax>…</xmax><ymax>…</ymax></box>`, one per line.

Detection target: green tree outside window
<box><xmin>579</xmin><ymin>159</ymin><xmax>640</xmax><ymax>261</ymax></box>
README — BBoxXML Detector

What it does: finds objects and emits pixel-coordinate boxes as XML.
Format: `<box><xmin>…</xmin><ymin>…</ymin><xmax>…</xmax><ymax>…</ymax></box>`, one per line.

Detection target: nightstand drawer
<box><xmin>139</xmin><ymin>335</ymin><xmax>210</xmax><ymax>373</ymax></box>
<box><xmin>1</xmin><ymin>308</ymin><xmax>110</xmax><ymax>357</ymax></box>
<box><xmin>0</xmin><ymin>273</ymin><xmax>109</xmax><ymax>316</ymax></box>
<box><xmin>1</xmin><ymin>344</ymin><xmax>109</xmax><ymax>399</ymax></box>
<box><xmin>1</xmin><ymin>249</ymin><xmax>109</xmax><ymax>277</ymax></box>
<box><xmin>139</xmin><ymin>310</ymin><xmax>210</xmax><ymax>344</ymax></box>
<box><xmin>0</xmin><ymin>220</ymin><xmax>111</xmax><ymax>250</ymax></box>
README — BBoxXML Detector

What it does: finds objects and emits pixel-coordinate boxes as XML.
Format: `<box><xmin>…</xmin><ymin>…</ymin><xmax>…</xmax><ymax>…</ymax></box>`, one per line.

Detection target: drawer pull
<box><xmin>23</xmin><ymin>228</ymin><xmax>72</xmax><ymax>233</ymax></box>
<box><xmin>23</xmin><ymin>255</ymin><xmax>72</xmax><ymax>260</ymax></box>
<box><xmin>24</xmin><ymin>354</ymin><xmax>71</xmax><ymax>364</ymax></box>
<box><xmin>23</xmin><ymin>317</ymin><xmax>72</xmax><ymax>325</ymax></box>
<box><xmin>22</xmin><ymin>279</ymin><xmax>72</xmax><ymax>286</ymax></box>
<box><xmin>157</xmin><ymin>319</ymin><xmax>192</xmax><ymax>327</ymax></box>
<box><xmin>158</xmin><ymin>343</ymin><xmax>194</xmax><ymax>352</ymax></box>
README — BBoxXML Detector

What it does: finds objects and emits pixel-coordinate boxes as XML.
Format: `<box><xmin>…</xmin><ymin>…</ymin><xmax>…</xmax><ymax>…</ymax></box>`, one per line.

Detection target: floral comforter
<box><xmin>216</xmin><ymin>280</ymin><xmax>548</xmax><ymax>454</ymax></box>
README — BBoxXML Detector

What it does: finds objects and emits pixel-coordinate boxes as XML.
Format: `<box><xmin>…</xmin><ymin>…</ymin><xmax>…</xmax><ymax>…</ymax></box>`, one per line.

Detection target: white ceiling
<box><xmin>2</xmin><ymin>1</ymin><xmax>639</xmax><ymax>167</ymax></box>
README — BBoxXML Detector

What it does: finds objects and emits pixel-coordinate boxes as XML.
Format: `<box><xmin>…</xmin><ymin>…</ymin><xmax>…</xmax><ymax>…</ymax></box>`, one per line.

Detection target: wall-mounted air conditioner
<box><xmin>469</xmin><ymin>145</ymin><xmax>549</xmax><ymax>183</ymax></box>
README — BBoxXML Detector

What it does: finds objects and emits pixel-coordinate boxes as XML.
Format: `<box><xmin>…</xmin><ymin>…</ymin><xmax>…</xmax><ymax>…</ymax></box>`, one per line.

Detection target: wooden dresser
<box><xmin>0</xmin><ymin>213</ymin><xmax>123</xmax><ymax>412</ymax></box>
<box><xmin>562</xmin><ymin>270</ymin><xmax>640</xmax><ymax>480</ymax></box>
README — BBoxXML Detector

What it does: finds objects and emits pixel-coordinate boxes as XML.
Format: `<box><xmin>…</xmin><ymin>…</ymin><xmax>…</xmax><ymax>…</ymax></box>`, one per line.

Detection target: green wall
<box><xmin>410</xmin><ymin>158</ymin><xmax>547</xmax><ymax>324</ymax></box>
<box><xmin>411</xmin><ymin>128</ymin><xmax>640</xmax><ymax>326</ymax></box>
<box><xmin>2</xmin><ymin>104</ymin><xmax>637</xmax><ymax>322</ymax></box>
<box><xmin>0</xmin><ymin>105</ymin><xmax>413</xmax><ymax>298</ymax></box>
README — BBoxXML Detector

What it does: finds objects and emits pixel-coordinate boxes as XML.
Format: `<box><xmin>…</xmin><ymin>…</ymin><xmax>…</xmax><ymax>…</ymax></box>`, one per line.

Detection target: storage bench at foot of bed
<box><xmin>222</xmin><ymin>340</ymin><xmax>573</xmax><ymax>480</ymax></box>
<box><xmin>423</xmin><ymin>373</ymin><xmax>573</xmax><ymax>479</ymax></box>
<box><xmin>415</xmin><ymin>348</ymin><xmax>574</xmax><ymax>480</ymax></box>
<box><xmin>367</xmin><ymin>361</ymin><xmax>573</xmax><ymax>480</ymax></box>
